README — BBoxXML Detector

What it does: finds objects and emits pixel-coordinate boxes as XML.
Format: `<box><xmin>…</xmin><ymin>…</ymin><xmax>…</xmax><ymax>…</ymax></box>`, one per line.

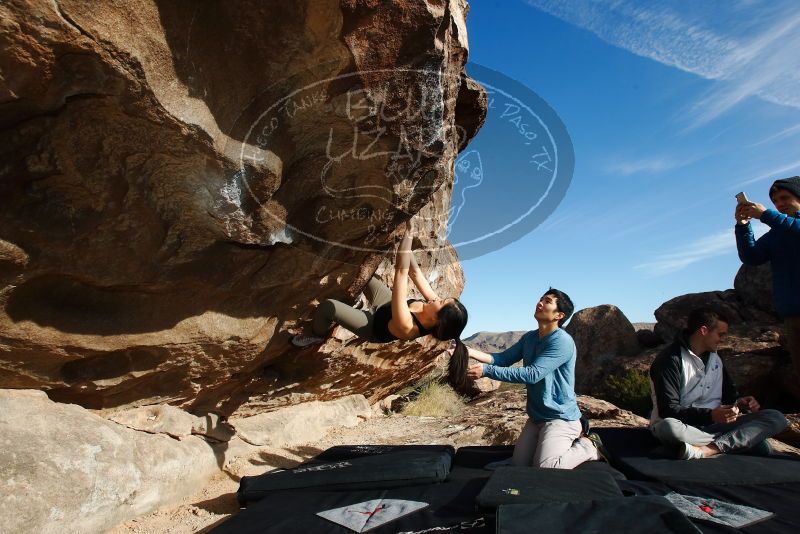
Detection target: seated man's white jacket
<box><xmin>649</xmin><ymin>334</ymin><xmax>738</xmax><ymax>428</ymax></box>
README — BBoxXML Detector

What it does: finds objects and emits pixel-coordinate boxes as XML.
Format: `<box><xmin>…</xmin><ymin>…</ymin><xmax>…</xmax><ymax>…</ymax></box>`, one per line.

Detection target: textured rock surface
<box><xmin>0</xmin><ymin>0</ymin><xmax>485</xmax><ymax>414</ymax></box>
<box><xmin>106</xmin><ymin>404</ymin><xmax>236</xmax><ymax>441</ymax></box>
<box><xmin>231</xmin><ymin>394</ymin><xmax>371</xmax><ymax>447</ymax></box>
<box><xmin>734</xmin><ymin>263</ymin><xmax>775</xmax><ymax>316</ymax></box>
<box><xmin>0</xmin><ymin>389</ymin><xmax>220</xmax><ymax>534</ymax></box>
<box><xmin>565</xmin><ymin>305</ymin><xmax>640</xmax><ymax>393</ymax></box>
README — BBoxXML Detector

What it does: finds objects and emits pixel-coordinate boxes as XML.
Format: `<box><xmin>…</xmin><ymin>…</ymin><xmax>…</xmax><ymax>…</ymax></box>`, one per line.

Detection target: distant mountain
<box><xmin>463</xmin><ymin>331</ymin><xmax>528</xmax><ymax>353</ymax></box>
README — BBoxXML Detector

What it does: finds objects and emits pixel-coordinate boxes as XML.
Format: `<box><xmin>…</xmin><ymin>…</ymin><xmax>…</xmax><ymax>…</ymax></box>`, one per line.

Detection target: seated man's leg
<box><xmin>710</xmin><ymin>410</ymin><xmax>788</xmax><ymax>453</ymax></box>
<box><xmin>511</xmin><ymin>418</ymin><xmax>541</xmax><ymax>467</ymax></box>
<box><xmin>534</xmin><ymin>419</ymin><xmax>597</xmax><ymax>469</ymax></box>
<box><xmin>651</xmin><ymin>418</ymin><xmax>715</xmax><ymax>447</ymax></box>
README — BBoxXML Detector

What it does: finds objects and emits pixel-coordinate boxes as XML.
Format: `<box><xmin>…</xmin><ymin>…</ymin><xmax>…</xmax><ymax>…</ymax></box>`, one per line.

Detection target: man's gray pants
<box><xmin>650</xmin><ymin>410</ymin><xmax>787</xmax><ymax>453</ymax></box>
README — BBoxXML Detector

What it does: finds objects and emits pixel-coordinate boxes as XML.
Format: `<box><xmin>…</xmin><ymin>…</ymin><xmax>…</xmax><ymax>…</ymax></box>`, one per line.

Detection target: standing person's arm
<box><xmin>466</xmin><ymin>335</ymin><xmax>527</xmax><ymax>379</ymax></box>
<box><xmin>483</xmin><ymin>334</ymin><xmax>570</xmax><ymax>385</ymax></box>
<box><xmin>735</xmin><ymin>220</ymin><xmax>770</xmax><ymax>266</ymax></box>
<box><xmin>760</xmin><ymin>209</ymin><xmax>800</xmax><ymax>235</ymax></box>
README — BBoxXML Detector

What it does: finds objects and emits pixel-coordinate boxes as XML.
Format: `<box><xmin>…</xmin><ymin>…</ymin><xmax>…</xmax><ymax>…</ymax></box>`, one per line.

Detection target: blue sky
<box><xmin>456</xmin><ymin>0</ymin><xmax>800</xmax><ymax>336</ymax></box>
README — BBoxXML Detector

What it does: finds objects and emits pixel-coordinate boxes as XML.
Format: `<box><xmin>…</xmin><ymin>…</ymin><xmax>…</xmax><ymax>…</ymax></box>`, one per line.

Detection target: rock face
<box><xmin>734</xmin><ymin>263</ymin><xmax>775</xmax><ymax>316</ymax></box>
<box><xmin>0</xmin><ymin>1</ymin><xmax>486</xmax><ymax>413</ymax></box>
<box><xmin>231</xmin><ymin>394</ymin><xmax>371</xmax><ymax>447</ymax></box>
<box><xmin>565</xmin><ymin>305</ymin><xmax>640</xmax><ymax>394</ymax></box>
<box><xmin>0</xmin><ymin>390</ymin><xmax>220</xmax><ymax>534</ymax></box>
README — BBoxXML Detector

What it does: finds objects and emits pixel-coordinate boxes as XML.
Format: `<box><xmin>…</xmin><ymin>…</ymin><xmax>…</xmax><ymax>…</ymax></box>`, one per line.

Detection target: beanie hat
<box><xmin>769</xmin><ymin>176</ymin><xmax>800</xmax><ymax>200</ymax></box>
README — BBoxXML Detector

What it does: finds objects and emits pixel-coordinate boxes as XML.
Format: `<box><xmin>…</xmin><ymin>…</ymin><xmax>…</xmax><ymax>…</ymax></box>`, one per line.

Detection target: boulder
<box><xmin>0</xmin><ymin>0</ymin><xmax>486</xmax><ymax>414</ymax></box>
<box><xmin>653</xmin><ymin>290</ymin><xmax>744</xmax><ymax>342</ymax></box>
<box><xmin>106</xmin><ymin>404</ymin><xmax>235</xmax><ymax>441</ymax></box>
<box><xmin>636</xmin><ymin>328</ymin><xmax>663</xmax><ymax>349</ymax></box>
<box><xmin>734</xmin><ymin>263</ymin><xmax>775</xmax><ymax>316</ymax></box>
<box><xmin>107</xmin><ymin>404</ymin><xmax>196</xmax><ymax>438</ymax></box>
<box><xmin>0</xmin><ymin>389</ymin><xmax>220</xmax><ymax>534</ymax></box>
<box><xmin>231</xmin><ymin>394</ymin><xmax>371</xmax><ymax>447</ymax></box>
<box><xmin>565</xmin><ymin>305</ymin><xmax>640</xmax><ymax>393</ymax></box>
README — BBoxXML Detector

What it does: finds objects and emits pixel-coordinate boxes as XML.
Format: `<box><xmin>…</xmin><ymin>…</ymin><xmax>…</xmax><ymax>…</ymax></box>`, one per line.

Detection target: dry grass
<box><xmin>401</xmin><ymin>382</ymin><xmax>466</xmax><ymax>417</ymax></box>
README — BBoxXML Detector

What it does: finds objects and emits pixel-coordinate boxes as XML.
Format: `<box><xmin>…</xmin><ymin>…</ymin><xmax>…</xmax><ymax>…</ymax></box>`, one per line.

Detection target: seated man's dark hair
<box><xmin>686</xmin><ymin>307</ymin><xmax>729</xmax><ymax>334</ymax></box>
<box><xmin>544</xmin><ymin>288</ymin><xmax>574</xmax><ymax>327</ymax></box>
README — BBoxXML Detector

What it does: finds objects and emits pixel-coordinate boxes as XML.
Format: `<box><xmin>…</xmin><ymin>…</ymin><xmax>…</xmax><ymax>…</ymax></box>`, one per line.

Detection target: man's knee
<box><xmin>757</xmin><ymin>409</ymin><xmax>788</xmax><ymax>435</ymax></box>
<box><xmin>536</xmin><ymin>456</ymin><xmax>567</xmax><ymax>469</ymax></box>
<box><xmin>651</xmin><ymin>418</ymin><xmax>686</xmax><ymax>444</ymax></box>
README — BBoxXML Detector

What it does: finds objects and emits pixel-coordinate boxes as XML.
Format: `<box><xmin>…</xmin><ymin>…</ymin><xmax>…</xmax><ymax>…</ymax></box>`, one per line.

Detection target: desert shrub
<box><xmin>401</xmin><ymin>381</ymin><xmax>466</xmax><ymax>417</ymax></box>
<box><xmin>604</xmin><ymin>368</ymin><xmax>652</xmax><ymax>417</ymax></box>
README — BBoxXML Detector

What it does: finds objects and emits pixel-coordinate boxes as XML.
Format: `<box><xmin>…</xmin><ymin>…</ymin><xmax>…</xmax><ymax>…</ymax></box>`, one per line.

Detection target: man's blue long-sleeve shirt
<box><xmin>482</xmin><ymin>328</ymin><xmax>581</xmax><ymax>422</ymax></box>
<box><xmin>735</xmin><ymin>209</ymin><xmax>800</xmax><ymax>317</ymax></box>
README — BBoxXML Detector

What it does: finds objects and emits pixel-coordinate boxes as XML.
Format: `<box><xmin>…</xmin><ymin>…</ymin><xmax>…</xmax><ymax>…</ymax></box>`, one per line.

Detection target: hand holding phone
<box><xmin>735</xmin><ymin>192</ymin><xmax>751</xmax><ymax>224</ymax></box>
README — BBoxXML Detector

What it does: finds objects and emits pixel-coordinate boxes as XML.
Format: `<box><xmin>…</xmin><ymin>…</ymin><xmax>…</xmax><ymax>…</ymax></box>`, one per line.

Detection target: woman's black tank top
<box><xmin>372</xmin><ymin>299</ymin><xmax>430</xmax><ymax>342</ymax></box>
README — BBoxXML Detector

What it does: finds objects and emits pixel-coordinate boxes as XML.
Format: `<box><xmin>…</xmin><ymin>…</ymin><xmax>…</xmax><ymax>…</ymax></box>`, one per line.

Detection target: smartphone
<box><xmin>735</xmin><ymin>192</ymin><xmax>750</xmax><ymax>204</ymax></box>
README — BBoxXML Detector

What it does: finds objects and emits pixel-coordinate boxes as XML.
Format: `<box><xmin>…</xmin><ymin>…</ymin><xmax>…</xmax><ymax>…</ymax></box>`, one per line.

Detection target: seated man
<box><xmin>465</xmin><ymin>289</ymin><xmax>603</xmax><ymax>469</ymax></box>
<box><xmin>649</xmin><ymin>307</ymin><xmax>787</xmax><ymax>459</ymax></box>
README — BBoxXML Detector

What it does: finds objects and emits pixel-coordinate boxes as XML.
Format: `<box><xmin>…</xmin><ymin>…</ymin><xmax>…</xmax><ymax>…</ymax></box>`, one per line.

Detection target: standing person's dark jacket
<box><xmin>735</xmin><ymin>208</ymin><xmax>800</xmax><ymax>317</ymax></box>
<box><xmin>649</xmin><ymin>334</ymin><xmax>738</xmax><ymax>427</ymax></box>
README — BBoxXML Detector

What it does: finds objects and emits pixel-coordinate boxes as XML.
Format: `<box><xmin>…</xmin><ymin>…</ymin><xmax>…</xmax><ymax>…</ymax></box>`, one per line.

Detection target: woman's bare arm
<box><xmin>389</xmin><ymin>234</ymin><xmax>415</xmax><ymax>338</ymax></box>
<box><xmin>466</xmin><ymin>346</ymin><xmax>493</xmax><ymax>363</ymax></box>
<box><xmin>409</xmin><ymin>253</ymin><xmax>441</xmax><ymax>302</ymax></box>
<box><xmin>448</xmin><ymin>343</ymin><xmax>492</xmax><ymax>363</ymax></box>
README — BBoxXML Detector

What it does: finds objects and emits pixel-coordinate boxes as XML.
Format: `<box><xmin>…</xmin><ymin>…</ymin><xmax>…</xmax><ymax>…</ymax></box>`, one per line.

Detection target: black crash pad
<box><xmin>594</xmin><ymin>427</ymin><xmax>800</xmax><ymax>486</ymax></box>
<box><xmin>475</xmin><ymin>465</ymin><xmax>623</xmax><ymax>508</ymax></box>
<box><xmin>497</xmin><ymin>496</ymin><xmax>702</xmax><ymax>534</ymax></box>
<box><xmin>213</xmin><ymin>477</ymin><xmax>490</xmax><ymax>534</ymax></box>
<box><xmin>238</xmin><ymin>449</ymin><xmax>452</xmax><ymax>506</ymax></box>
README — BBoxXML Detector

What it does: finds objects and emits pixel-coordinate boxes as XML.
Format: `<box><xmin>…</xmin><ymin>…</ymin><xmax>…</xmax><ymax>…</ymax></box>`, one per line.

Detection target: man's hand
<box><xmin>466</xmin><ymin>363</ymin><xmax>484</xmax><ymax>380</ymax></box>
<box><xmin>736</xmin><ymin>396</ymin><xmax>760</xmax><ymax>413</ymax></box>
<box><xmin>739</xmin><ymin>202</ymin><xmax>767</xmax><ymax>220</ymax></box>
<box><xmin>735</xmin><ymin>204</ymin><xmax>751</xmax><ymax>225</ymax></box>
<box><xmin>711</xmin><ymin>405</ymin><xmax>739</xmax><ymax>424</ymax></box>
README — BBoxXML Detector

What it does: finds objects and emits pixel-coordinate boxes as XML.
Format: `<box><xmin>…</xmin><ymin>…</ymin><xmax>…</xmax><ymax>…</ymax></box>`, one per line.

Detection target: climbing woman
<box><xmin>291</xmin><ymin>231</ymin><xmax>470</xmax><ymax>390</ymax></box>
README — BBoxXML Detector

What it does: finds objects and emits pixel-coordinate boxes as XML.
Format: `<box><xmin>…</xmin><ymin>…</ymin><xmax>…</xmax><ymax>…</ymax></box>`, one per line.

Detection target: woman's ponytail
<box><xmin>447</xmin><ymin>338</ymin><xmax>470</xmax><ymax>395</ymax></box>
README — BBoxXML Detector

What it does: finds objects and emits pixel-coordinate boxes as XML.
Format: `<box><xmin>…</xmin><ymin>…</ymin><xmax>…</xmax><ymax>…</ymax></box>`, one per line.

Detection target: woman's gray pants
<box><xmin>650</xmin><ymin>410</ymin><xmax>787</xmax><ymax>453</ymax></box>
<box><xmin>311</xmin><ymin>277</ymin><xmax>392</xmax><ymax>340</ymax></box>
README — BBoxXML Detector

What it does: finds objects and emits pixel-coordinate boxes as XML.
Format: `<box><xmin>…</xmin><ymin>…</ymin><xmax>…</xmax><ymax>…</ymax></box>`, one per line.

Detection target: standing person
<box><xmin>291</xmin><ymin>231</ymin><xmax>470</xmax><ymax>389</ymax></box>
<box><xmin>649</xmin><ymin>308</ymin><xmax>787</xmax><ymax>460</ymax></box>
<box><xmin>735</xmin><ymin>176</ymin><xmax>800</xmax><ymax>380</ymax></box>
<box><xmin>465</xmin><ymin>289</ymin><xmax>605</xmax><ymax>469</ymax></box>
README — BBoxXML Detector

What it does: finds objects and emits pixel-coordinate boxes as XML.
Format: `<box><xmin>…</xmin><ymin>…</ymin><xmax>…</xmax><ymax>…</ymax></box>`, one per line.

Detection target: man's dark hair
<box><xmin>686</xmin><ymin>307</ymin><xmax>729</xmax><ymax>335</ymax></box>
<box><xmin>769</xmin><ymin>175</ymin><xmax>800</xmax><ymax>201</ymax></box>
<box><xmin>544</xmin><ymin>288</ymin><xmax>574</xmax><ymax>327</ymax></box>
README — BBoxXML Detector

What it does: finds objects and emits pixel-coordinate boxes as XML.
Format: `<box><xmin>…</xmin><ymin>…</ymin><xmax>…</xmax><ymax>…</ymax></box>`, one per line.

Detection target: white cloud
<box><xmin>605</xmin><ymin>157</ymin><xmax>675</xmax><ymax>177</ymax></box>
<box><xmin>734</xmin><ymin>159</ymin><xmax>800</xmax><ymax>189</ymax></box>
<box><xmin>634</xmin><ymin>224</ymin><xmax>768</xmax><ymax>276</ymax></box>
<box><xmin>525</xmin><ymin>0</ymin><xmax>800</xmax><ymax>126</ymax></box>
<box><xmin>748</xmin><ymin>123</ymin><xmax>800</xmax><ymax>148</ymax></box>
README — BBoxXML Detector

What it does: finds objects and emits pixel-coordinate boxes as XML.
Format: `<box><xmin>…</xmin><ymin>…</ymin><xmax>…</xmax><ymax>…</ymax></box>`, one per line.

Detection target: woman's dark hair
<box><xmin>432</xmin><ymin>299</ymin><xmax>471</xmax><ymax>394</ymax></box>
<box><xmin>433</xmin><ymin>299</ymin><xmax>468</xmax><ymax>342</ymax></box>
